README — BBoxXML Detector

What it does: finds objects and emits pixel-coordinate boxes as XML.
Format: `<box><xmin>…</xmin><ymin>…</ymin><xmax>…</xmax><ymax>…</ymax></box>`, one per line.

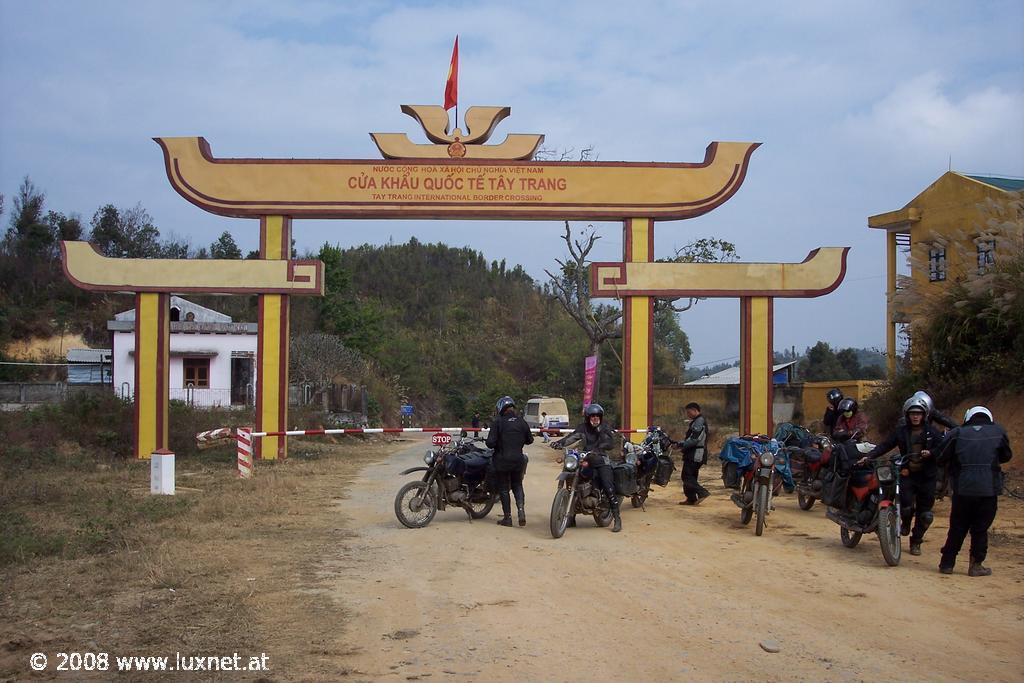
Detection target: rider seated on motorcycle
<box><xmin>551</xmin><ymin>403</ymin><xmax>622</xmax><ymax>533</ymax></box>
<box><xmin>859</xmin><ymin>396</ymin><xmax>943</xmax><ymax>555</ymax></box>
<box><xmin>832</xmin><ymin>398</ymin><xmax>868</xmax><ymax>442</ymax></box>
<box><xmin>823</xmin><ymin>388</ymin><xmax>843</xmax><ymax>436</ymax></box>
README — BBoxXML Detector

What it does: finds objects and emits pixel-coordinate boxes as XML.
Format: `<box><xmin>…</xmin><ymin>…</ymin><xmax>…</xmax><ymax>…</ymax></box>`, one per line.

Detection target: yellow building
<box><xmin>868</xmin><ymin>172</ymin><xmax>1024</xmax><ymax>375</ymax></box>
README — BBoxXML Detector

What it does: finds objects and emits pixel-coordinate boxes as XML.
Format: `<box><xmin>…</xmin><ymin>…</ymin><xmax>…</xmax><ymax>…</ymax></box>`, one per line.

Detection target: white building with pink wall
<box><xmin>110</xmin><ymin>297</ymin><xmax>257</xmax><ymax>408</ymax></box>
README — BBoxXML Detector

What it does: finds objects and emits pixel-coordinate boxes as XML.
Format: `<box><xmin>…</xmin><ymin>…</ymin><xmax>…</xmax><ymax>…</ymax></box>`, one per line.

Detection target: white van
<box><xmin>523</xmin><ymin>397</ymin><xmax>570</xmax><ymax>429</ymax></box>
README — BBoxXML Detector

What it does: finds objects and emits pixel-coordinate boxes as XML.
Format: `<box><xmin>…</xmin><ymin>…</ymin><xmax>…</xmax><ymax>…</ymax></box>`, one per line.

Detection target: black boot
<box><xmin>968</xmin><ymin>559</ymin><xmax>992</xmax><ymax>576</ymax></box>
<box><xmin>611</xmin><ymin>500</ymin><xmax>622</xmax><ymax>533</ymax></box>
<box><xmin>517</xmin><ymin>506</ymin><xmax>526</xmax><ymax>527</ymax></box>
<box><xmin>497</xmin><ymin>516</ymin><xmax>513</xmax><ymax>527</ymax></box>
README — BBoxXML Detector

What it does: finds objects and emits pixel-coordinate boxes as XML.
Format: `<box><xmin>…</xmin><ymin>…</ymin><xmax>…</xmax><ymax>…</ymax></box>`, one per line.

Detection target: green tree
<box><xmin>798</xmin><ymin>341</ymin><xmax>850</xmax><ymax>381</ymax></box>
<box><xmin>209</xmin><ymin>231</ymin><xmax>242</xmax><ymax>259</ymax></box>
<box><xmin>88</xmin><ymin>203</ymin><xmax>162</xmax><ymax>258</ymax></box>
<box><xmin>4</xmin><ymin>177</ymin><xmax>53</xmax><ymax>259</ymax></box>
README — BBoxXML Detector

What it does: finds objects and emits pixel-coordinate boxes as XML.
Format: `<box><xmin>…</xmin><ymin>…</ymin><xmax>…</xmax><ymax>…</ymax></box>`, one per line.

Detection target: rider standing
<box><xmin>864</xmin><ymin>395</ymin><xmax>943</xmax><ymax>555</ymax></box>
<box><xmin>552</xmin><ymin>403</ymin><xmax>622</xmax><ymax>533</ymax></box>
<box><xmin>486</xmin><ymin>396</ymin><xmax>533</xmax><ymax>527</ymax></box>
<box><xmin>679</xmin><ymin>402</ymin><xmax>711</xmax><ymax>505</ymax></box>
<box><xmin>937</xmin><ymin>406</ymin><xmax>1013</xmax><ymax>576</ymax></box>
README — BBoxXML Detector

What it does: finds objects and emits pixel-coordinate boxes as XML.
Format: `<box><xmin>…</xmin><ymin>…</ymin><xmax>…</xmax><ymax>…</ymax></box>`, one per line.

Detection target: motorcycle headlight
<box><xmin>760</xmin><ymin>452</ymin><xmax>774</xmax><ymax>466</ymax></box>
<box><xmin>424</xmin><ymin>451</ymin><xmax>436</xmax><ymax>466</ymax></box>
<box><xmin>564</xmin><ymin>453</ymin><xmax>579</xmax><ymax>471</ymax></box>
<box><xmin>876</xmin><ymin>465</ymin><xmax>894</xmax><ymax>483</ymax></box>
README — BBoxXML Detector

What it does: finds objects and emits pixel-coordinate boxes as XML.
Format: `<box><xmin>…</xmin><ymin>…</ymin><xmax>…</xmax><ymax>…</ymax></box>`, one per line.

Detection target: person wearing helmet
<box><xmin>551</xmin><ymin>403</ymin><xmax>622</xmax><ymax>532</ymax></box>
<box><xmin>679</xmin><ymin>402</ymin><xmax>711</xmax><ymax>505</ymax></box>
<box><xmin>862</xmin><ymin>396</ymin><xmax>944</xmax><ymax>555</ymax></box>
<box><xmin>832</xmin><ymin>398</ymin><xmax>868</xmax><ymax>442</ymax></box>
<box><xmin>902</xmin><ymin>390</ymin><xmax>958</xmax><ymax>431</ymax></box>
<box><xmin>486</xmin><ymin>396</ymin><xmax>533</xmax><ymax>527</ymax></box>
<box><xmin>936</xmin><ymin>406</ymin><xmax>1013</xmax><ymax>576</ymax></box>
<box><xmin>823</xmin><ymin>388</ymin><xmax>844</xmax><ymax>436</ymax></box>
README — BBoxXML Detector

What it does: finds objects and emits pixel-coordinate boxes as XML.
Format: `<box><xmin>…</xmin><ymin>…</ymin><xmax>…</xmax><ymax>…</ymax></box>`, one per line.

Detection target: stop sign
<box><xmin>431</xmin><ymin>432</ymin><xmax>452</xmax><ymax>446</ymax></box>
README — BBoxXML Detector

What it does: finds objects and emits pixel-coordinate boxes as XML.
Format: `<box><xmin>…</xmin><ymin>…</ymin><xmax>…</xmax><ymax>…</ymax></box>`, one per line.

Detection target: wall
<box><xmin>653</xmin><ymin>381</ymin><xmax>883</xmax><ymax>433</ymax></box>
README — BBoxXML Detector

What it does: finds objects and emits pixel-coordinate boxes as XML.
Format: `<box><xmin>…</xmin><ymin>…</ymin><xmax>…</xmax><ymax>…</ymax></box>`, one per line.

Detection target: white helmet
<box><xmin>911</xmin><ymin>391</ymin><xmax>934</xmax><ymax>414</ymax></box>
<box><xmin>964</xmin><ymin>406</ymin><xmax>993</xmax><ymax>423</ymax></box>
<box><xmin>902</xmin><ymin>395</ymin><xmax>930</xmax><ymax>417</ymax></box>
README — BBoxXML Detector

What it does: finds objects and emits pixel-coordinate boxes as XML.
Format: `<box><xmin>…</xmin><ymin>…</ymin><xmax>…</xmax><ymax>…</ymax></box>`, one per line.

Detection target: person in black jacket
<box><xmin>903</xmin><ymin>390</ymin><xmax>957</xmax><ymax>431</ymax></box>
<box><xmin>823</xmin><ymin>388</ymin><xmax>843</xmax><ymax>436</ymax></box>
<box><xmin>486</xmin><ymin>396</ymin><xmax>533</xmax><ymax>527</ymax></box>
<box><xmin>862</xmin><ymin>395</ymin><xmax>944</xmax><ymax>555</ymax></box>
<box><xmin>679</xmin><ymin>403</ymin><xmax>711</xmax><ymax>505</ymax></box>
<box><xmin>936</xmin><ymin>406</ymin><xmax>1013</xmax><ymax>576</ymax></box>
<box><xmin>551</xmin><ymin>403</ymin><xmax>622</xmax><ymax>532</ymax></box>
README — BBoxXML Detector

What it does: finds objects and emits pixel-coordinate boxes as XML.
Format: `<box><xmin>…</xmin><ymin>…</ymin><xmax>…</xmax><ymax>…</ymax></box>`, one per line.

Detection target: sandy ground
<box><xmin>325</xmin><ymin>437</ymin><xmax>1024</xmax><ymax>682</ymax></box>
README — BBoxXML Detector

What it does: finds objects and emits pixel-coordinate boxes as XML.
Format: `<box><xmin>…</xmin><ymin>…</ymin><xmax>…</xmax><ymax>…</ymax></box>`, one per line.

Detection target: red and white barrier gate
<box><xmin>228</xmin><ymin>426</ymin><xmax>648</xmax><ymax>477</ymax></box>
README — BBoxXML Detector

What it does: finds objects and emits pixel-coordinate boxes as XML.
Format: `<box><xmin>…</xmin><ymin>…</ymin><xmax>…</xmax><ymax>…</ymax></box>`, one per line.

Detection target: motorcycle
<box><xmin>787</xmin><ymin>435</ymin><xmax>834</xmax><ymax>511</ymax></box>
<box><xmin>393</xmin><ymin>435</ymin><xmax>497</xmax><ymax>528</ymax></box>
<box><xmin>824</xmin><ymin>443</ymin><xmax>905</xmax><ymax>567</ymax></box>
<box><xmin>730</xmin><ymin>437</ymin><xmax>787</xmax><ymax>536</ymax></box>
<box><xmin>621</xmin><ymin>426</ymin><xmax>676</xmax><ymax>508</ymax></box>
<box><xmin>548</xmin><ymin>449</ymin><xmax>616</xmax><ymax>538</ymax></box>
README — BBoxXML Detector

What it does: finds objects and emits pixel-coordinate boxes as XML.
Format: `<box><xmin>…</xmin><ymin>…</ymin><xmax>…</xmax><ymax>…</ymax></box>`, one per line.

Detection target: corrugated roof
<box><xmin>965</xmin><ymin>175</ymin><xmax>1024</xmax><ymax>192</ymax></box>
<box><xmin>685</xmin><ymin>360</ymin><xmax>797</xmax><ymax>385</ymax></box>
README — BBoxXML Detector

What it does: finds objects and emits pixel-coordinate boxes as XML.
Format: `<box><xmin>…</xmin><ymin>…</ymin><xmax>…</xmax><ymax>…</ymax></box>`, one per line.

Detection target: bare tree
<box><xmin>290</xmin><ymin>333</ymin><xmax>367</xmax><ymax>408</ymax></box>
<box><xmin>545</xmin><ymin>221</ymin><xmax>622</xmax><ymax>400</ymax></box>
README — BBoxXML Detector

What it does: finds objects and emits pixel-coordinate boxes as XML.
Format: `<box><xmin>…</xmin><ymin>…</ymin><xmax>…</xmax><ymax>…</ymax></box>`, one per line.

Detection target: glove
<box><xmin>551</xmin><ymin>443</ymin><xmax>563</xmax><ymax>450</ymax></box>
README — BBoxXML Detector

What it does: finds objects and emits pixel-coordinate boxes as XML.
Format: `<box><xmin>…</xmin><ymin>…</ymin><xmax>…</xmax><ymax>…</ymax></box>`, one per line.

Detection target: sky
<box><xmin>2</xmin><ymin>0</ymin><xmax>1022</xmax><ymax>369</ymax></box>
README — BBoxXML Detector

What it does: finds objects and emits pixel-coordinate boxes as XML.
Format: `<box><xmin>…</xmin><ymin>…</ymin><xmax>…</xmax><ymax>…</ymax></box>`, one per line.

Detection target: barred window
<box><xmin>928</xmin><ymin>247</ymin><xmax>946</xmax><ymax>282</ymax></box>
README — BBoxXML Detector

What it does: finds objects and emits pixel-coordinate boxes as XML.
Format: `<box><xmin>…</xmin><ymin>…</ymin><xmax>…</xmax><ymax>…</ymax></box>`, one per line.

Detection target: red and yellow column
<box><xmin>885</xmin><ymin>230</ymin><xmax>898</xmax><ymax>377</ymax></box>
<box><xmin>621</xmin><ymin>218</ymin><xmax>654</xmax><ymax>442</ymax></box>
<box><xmin>133</xmin><ymin>292</ymin><xmax>169</xmax><ymax>459</ymax></box>
<box><xmin>256</xmin><ymin>216</ymin><xmax>291</xmax><ymax>459</ymax></box>
<box><xmin>739</xmin><ymin>296</ymin><xmax>774</xmax><ymax>436</ymax></box>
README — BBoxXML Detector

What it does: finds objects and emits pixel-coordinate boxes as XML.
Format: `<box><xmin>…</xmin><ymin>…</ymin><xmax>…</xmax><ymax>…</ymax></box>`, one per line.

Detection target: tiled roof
<box><xmin>965</xmin><ymin>175</ymin><xmax>1024</xmax><ymax>192</ymax></box>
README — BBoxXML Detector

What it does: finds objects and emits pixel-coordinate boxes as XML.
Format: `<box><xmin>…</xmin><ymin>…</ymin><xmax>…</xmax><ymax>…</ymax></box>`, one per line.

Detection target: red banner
<box><xmin>582</xmin><ymin>355</ymin><xmax>598</xmax><ymax>407</ymax></box>
<box><xmin>443</xmin><ymin>36</ymin><xmax>458</xmax><ymax>110</ymax></box>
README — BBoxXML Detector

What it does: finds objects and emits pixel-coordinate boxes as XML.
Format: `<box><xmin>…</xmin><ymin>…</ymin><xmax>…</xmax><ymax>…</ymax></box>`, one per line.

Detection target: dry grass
<box><xmin>0</xmin><ymin>436</ymin><xmax>402</xmax><ymax>681</ymax></box>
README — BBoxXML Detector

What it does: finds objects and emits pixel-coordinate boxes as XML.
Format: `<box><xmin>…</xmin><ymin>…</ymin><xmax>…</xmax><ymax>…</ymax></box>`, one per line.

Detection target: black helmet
<box><xmin>496</xmin><ymin>396</ymin><xmax>515</xmax><ymax>415</ymax></box>
<box><xmin>837</xmin><ymin>398</ymin><xmax>858</xmax><ymax>414</ymax></box>
<box><xmin>584</xmin><ymin>403</ymin><xmax>604</xmax><ymax>419</ymax></box>
<box><xmin>826</xmin><ymin>388</ymin><xmax>843</xmax><ymax>408</ymax></box>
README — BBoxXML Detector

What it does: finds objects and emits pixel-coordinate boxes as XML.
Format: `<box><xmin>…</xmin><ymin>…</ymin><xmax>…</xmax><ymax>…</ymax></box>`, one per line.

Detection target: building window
<box><xmin>977</xmin><ymin>240</ymin><xmax>995</xmax><ymax>274</ymax></box>
<box><xmin>928</xmin><ymin>247</ymin><xmax>946</xmax><ymax>282</ymax></box>
<box><xmin>183</xmin><ymin>358</ymin><xmax>210</xmax><ymax>388</ymax></box>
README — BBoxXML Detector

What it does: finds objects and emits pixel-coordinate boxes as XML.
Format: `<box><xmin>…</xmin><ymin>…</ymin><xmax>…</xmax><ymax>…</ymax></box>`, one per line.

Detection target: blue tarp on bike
<box><xmin>718</xmin><ymin>437</ymin><xmax>795</xmax><ymax>491</ymax></box>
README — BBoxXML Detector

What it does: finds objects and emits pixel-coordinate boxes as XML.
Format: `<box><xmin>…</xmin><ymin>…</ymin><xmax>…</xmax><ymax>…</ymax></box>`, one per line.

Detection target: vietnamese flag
<box><xmin>443</xmin><ymin>36</ymin><xmax>459</xmax><ymax>110</ymax></box>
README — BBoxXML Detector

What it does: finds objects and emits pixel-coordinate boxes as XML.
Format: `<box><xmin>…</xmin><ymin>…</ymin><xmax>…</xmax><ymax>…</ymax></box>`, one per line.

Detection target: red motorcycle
<box><xmin>787</xmin><ymin>435</ymin><xmax>834</xmax><ymax>511</ymax></box>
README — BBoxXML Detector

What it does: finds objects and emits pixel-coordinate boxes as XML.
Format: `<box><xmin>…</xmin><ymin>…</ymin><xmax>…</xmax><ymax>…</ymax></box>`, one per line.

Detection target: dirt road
<box><xmin>326</xmin><ymin>438</ymin><xmax>1024</xmax><ymax>682</ymax></box>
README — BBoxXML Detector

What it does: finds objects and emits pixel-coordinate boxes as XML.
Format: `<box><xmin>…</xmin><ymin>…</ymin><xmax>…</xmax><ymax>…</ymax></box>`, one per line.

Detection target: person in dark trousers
<box><xmin>471</xmin><ymin>412</ymin><xmax>481</xmax><ymax>431</ymax></box>
<box><xmin>823</xmin><ymin>388</ymin><xmax>843</xmax><ymax>437</ymax></box>
<box><xmin>936</xmin><ymin>406</ymin><xmax>1013</xmax><ymax>576</ymax></box>
<box><xmin>485</xmin><ymin>396</ymin><xmax>533</xmax><ymax>527</ymax></box>
<box><xmin>551</xmin><ymin>403</ymin><xmax>622</xmax><ymax>532</ymax></box>
<box><xmin>679</xmin><ymin>402</ymin><xmax>711</xmax><ymax>505</ymax></box>
<box><xmin>862</xmin><ymin>395</ymin><xmax>943</xmax><ymax>555</ymax></box>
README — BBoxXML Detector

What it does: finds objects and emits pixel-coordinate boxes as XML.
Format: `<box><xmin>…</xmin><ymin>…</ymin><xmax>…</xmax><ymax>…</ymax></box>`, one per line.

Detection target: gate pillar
<box><xmin>621</xmin><ymin>218</ymin><xmax>654</xmax><ymax>442</ymax></box>
<box><xmin>133</xmin><ymin>292</ymin><xmax>170</xmax><ymax>459</ymax></box>
<box><xmin>739</xmin><ymin>296</ymin><xmax>774</xmax><ymax>436</ymax></box>
<box><xmin>255</xmin><ymin>215</ymin><xmax>292</xmax><ymax>460</ymax></box>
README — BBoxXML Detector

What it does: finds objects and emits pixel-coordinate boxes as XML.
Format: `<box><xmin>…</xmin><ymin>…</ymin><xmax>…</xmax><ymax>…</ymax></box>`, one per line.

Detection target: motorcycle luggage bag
<box><xmin>612</xmin><ymin>462</ymin><xmax>638</xmax><ymax>497</ymax></box>
<box><xmin>721</xmin><ymin>461</ymin><xmax>740</xmax><ymax>489</ymax></box>
<box><xmin>821</xmin><ymin>468</ymin><xmax>850</xmax><ymax>508</ymax></box>
<box><xmin>654</xmin><ymin>456</ymin><xmax>675</xmax><ymax>487</ymax></box>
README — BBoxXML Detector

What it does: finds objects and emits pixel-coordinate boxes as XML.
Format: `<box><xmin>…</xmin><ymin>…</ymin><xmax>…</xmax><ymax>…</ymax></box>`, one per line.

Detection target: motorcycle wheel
<box><xmin>394</xmin><ymin>481</ymin><xmax>437</xmax><ymax>528</ymax></box>
<box><xmin>594</xmin><ymin>507</ymin><xmax>613</xmax><ymax>527</ymax></box>
<box><xmin>798</xmin><ymin>492</ymin><xmax>816</xmax><ymax>511</ymax></box>
<box><xmin>878</xmin><ymin>506</ymin><xmax>902</xmax><ymax>566</ymax></box>
<box><xmin>550</xmin><ymin>489</ymin><xmax>572</xmax><ymax>539</ymax></box>
<box><xmin>754</xmin><ymin>483</ymin><xmax>769</xmax><ymax>536</ymax></box>
<box><xmin>840</xmin><ymin>527</ymin><xmax>862</xmax><ymax>548</ymax></box>
<box><xmin>467</xmin><ymin>494</ymin><xmax>496</xmax><ymax>520</ymax></box>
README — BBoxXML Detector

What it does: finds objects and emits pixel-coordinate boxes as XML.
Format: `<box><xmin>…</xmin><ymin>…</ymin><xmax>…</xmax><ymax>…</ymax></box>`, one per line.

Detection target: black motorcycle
<box><xmin>622</xmin><ymin>427</ymin><xmax>676</xmax><ymax>508</ymax></box>
<box><xmin>393</xmin><ymin>436</ymin><xmax>497</xmax><ymax>528</ymax></box>
<box><xmin>548</xmin><ymin>449</ymin><xmax>617</xmax><ymax>538</ymax></box>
